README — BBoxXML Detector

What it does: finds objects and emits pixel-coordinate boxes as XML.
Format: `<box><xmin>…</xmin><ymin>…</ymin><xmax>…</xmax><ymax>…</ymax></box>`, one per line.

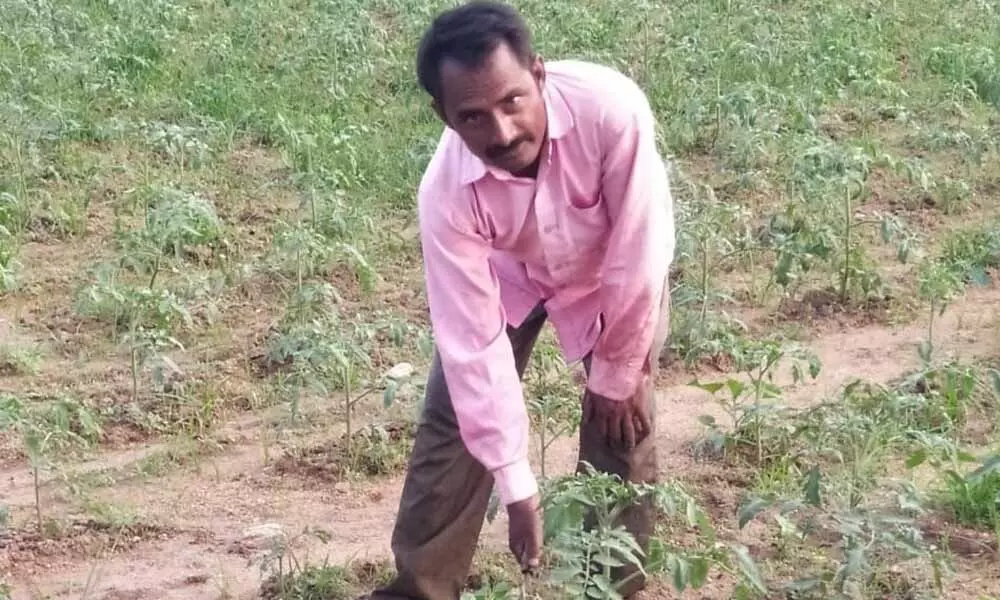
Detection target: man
<box><xmin>369</xmin><ymin>1</ymin><xmax>675</xmax><ymax>598</ymax></box>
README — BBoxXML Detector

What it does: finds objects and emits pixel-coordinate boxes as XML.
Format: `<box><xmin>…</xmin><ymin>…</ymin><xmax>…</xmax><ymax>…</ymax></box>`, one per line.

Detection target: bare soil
<box><xmin>4</xmin><ymin>281</ymin><xmax>1000</xmax><ymax>599</ymax></box>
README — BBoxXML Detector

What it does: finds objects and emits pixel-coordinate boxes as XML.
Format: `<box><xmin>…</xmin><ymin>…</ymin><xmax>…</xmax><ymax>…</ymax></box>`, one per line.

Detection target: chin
<box><xmin>499</xmin><ymin>150</ymin><xmax>540</xmax><ymax>175</ymax></box>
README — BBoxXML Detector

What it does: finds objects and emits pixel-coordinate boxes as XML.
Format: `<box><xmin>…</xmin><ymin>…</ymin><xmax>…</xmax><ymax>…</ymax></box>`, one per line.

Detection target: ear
<box><xmin>531</xmin><ymin>55</ymin><xmax>546</xmax><ymax>87</ymax></box>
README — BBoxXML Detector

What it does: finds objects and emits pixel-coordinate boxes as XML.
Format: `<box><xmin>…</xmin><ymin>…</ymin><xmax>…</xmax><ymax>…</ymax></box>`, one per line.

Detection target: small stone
<box><xmin>239</xmin><ymin>523</ymin><xmax>284</xmax><ymax>551</ymax></box>
<box><xmin>386</xmin><ymin>362</ymin><xmax>414</xmax><ymax>380</ymax></box>
<box><xmin>158</xmin><ymin>355</ymin><xmax>185</xmax><ymax>380</ymax></box>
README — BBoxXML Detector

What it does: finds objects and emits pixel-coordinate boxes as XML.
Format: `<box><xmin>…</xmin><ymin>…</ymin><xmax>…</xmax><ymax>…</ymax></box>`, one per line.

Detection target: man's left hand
<box><xmin>582</xmin><ymin>380</ymin><xmax>652</xmax><ymax>450</ymax></box>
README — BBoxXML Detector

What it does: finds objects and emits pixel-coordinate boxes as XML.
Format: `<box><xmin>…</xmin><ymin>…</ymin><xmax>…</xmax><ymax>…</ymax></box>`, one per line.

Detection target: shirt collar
<box><xmin>458</xmin><ymin>82</ymin><xmax>575</xmax><ymax>185</ymax></box>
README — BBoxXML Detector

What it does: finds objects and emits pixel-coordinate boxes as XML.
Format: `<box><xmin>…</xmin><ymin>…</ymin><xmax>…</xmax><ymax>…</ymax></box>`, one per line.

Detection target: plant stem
<box><xmin>841</xmin><ymin>186</ymin><xmax>853</xmax><ymax>304</ymax></box>
<box><xmin>131</xmin><ymin>346</ymin><xmax>139</xmax><ymax>403</ymax></box>
<box><xmin>310</xmin><ymin>188</ymin><xmax>317</xmax><ymax>228</ymax></box>
<box><xmin>148</xmin><ymin>254</ymin><xmax>161</xmax><ymax>290</ymax></box>
<box><xmin>296</xmin><ymin>247</ymin><xmax>302</xmax><ymax>293</ymax></box>
<box><xmin>754</xmin><ymin>376</ymin><xmax>763</xmax><ymax>465</ymax></box>
<box><xmin>927</xmin><ymin>299</ymin><xmax>936</xmax><ymax>362</ymax></box>
<box><xmin>345</xmin><ymin>367</ymin><xmax>353</xmax><ymax>469</ymax></box>
<box><xmin>700</xmin><ymin>240</ymin><xmax>710</xmax><ymax>324</ymax></box>
<box><xmin>539</xmin><ymin>426</ymin><xmax>547</xmax><ymax>480</ymax></box>
<box><xmin>34</xmin><ymin>464</ymin><xmax>42</xmax><ymax>534</ymax></box>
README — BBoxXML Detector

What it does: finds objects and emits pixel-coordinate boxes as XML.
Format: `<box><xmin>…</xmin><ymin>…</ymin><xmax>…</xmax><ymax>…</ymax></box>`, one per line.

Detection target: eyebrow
<box><xmin>452</xmin><ymin>86</ymin><xmax>527</xmax><ymax>116</ymax></box>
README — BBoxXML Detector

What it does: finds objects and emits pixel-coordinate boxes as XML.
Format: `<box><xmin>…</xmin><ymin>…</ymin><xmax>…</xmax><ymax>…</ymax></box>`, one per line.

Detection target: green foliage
<box><xmin>525</xmin><ymin>341</ymin><xmax>581</xmax><ymax>479</ymax></box>
<box><xmin>691</xmin><ymin>336</ymin><xmax>821</xmax><ymax>465</ymax></box>
<box><xmin>461</xmin><ymin>580</ymin><xmax>518</xmax><ymax>600</ymax></box>
<box><xmin>115</xmin><ymin>185</ymin><xmax>224</xmax><ymax>275</ymax></box>
<box><xmin>347</xmin><ymin>423</ymin><xmax>415</xmax><ymax>476</ymax></box>
<box><xmin>258</xmin><ymin>527</ymin><xmax>354</xmax><ymax>600</ymax></box>
<box><xmin>939</xmin><ymin>455</ymin><xmax>1000</xmax><ymax>529</ymax></box>
<box><xmin>938</xmin><ymin>222</ymin><xmax>1000</xmax><ymax>286</ymax></box>
<box><xmin>0</xmin><ymin>394</ymin><xmax>102</xmax><ymax>533</ymax></box>
<box><xmin>0</xmin><ymin>343</ymin><xmax>44</xmax><ymax>375</ymax></box>
<box><xmin>0</xmin><ymin>205</ymin><xmax>19</xmax><ymax>292</ymax></box>
<box><xmin>2</xmin><ymin>0</ymin><xmax>1000</xmax><ymax>594</ymax></box>
<box><xmin>540</xmin><ymin>463</ymin><xmax>758</xmax><ymax>599</ymax></box>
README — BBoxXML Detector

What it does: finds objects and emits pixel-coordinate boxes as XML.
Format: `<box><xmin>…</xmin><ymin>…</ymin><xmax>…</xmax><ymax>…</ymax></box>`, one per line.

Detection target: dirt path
<box><xmin>5</xmin><ymin>285</ymin><xmax>1000</xmax><ymax>599</ymax></box>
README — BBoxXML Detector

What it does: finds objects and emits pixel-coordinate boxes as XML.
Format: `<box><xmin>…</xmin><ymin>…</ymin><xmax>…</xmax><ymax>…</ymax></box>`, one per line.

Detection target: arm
<box><xmin>587</xmin><ymin>90</ymin><xmax>675</xmax><ymax>402</ymax></box>
<box><xmin>418</xmin><ymin>187</ymin><xmax>538</xmax><ymax>506</ymax></box>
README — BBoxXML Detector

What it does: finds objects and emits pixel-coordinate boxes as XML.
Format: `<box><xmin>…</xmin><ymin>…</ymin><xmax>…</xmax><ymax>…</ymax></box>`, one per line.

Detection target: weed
<box><xmin>0</xmin><ymin>343</ymin><xmax>43</xmax><ymax>375</ymax></box>
<box><xmin>0</xmin><ymin>394</ymin><xmax>102</xmax><ymax>534</ymax></box>
<box><xmin>257</xmin><ymin>527</ymin><xmax>381</xmax><ymax>600</ymax></box>
<box><xmin>940</xmin><ymin>458</ymin><xmax>1000</xmax><ymax>531</ymax></box>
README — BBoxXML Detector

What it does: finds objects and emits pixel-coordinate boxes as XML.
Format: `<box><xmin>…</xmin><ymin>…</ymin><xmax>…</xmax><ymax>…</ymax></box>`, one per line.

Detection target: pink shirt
<box><xmin>417</xmin><ymin>60</ymin><xmax>675</xmax><ymax>506</ymax></box>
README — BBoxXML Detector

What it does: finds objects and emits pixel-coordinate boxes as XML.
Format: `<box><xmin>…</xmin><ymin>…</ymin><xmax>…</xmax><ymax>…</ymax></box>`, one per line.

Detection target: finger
<box><xmin>636</xmin><ymin>394</ymin><xmax>653</xmax><ymax>438</ymax></box>
<box><xmin>520</xmin><ymin>546</ymin><xmax>539</xmax><ymax>573</ymax></box>
<box><xmin>608</xmin><ymin>412</ymin><xmax>623</xmax><ymax>447</ymax></box>
<box><xmin>516</xmin><ymin>541</ymin><xmax>529</xmax><ymax>571</ymax></box>
<box><xmin>623</xmin><ymin>412</ymin><xmax>636</xmax><ymax>450</ymax></box>
<box><xmin>597</xmin><ymin>405</ymin><xmax>609</xmax><ymax>442</ymax></box>
<box><xmin>633</xmin><ymin>414</ymin><xmax>647</xmax><ymax>442</ymax></box>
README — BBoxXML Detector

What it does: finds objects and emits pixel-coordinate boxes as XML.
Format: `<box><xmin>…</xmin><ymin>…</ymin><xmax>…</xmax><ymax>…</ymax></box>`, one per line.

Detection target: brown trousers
<box><xmin>371</xmin><ymin>286</ymin><xmax>670</xmax><ymax>600</ymax></box>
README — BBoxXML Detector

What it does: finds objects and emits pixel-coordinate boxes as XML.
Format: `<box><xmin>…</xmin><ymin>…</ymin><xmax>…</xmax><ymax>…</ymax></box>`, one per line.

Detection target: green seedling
<box><xmin>0</xmin><ymin>395</ymin><xmax>102</xmax><ymax>534</ymax></box>
<box><xmin>525</xmin><ymin>342</ymin><xmax>581</xmax><ymax>480</ymax></box>
<box><xmin>691</xmin><ymin>336</ymin><xmax>821</xmax><ymax>465</ymax></box>
<box><xmin>541</xmin><ymin>463</ymin><xmax>765</xmax><ymax>599</ymax></box>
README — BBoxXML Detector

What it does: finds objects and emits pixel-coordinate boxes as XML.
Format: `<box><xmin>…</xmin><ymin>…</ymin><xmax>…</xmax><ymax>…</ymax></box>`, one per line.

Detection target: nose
<box><xmin>493</xmin><ymin>114</ymin><xmax>518</xmax><ymax>147</ymax></box>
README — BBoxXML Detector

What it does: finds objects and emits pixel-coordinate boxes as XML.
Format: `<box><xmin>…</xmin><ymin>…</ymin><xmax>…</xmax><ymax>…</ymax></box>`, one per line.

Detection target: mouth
<box><xmin>489</xmin><ymin>140</ymin><xmax>527</xmax><ymax>162</ymax></box>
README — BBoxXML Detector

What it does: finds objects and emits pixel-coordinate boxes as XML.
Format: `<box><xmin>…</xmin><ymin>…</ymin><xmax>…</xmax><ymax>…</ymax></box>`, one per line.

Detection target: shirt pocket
<box><xmin>562</xmin><ymin>190</ymin><xmax>609</xmax><ymax>255</ymax></box>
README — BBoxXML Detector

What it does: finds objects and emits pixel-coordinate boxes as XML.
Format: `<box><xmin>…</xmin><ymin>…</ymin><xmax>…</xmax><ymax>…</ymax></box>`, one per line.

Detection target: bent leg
<box><xmin>577</xmin><ymin>282</ymin><xmax>672</xmax><ymax>597</ymax></box>
<box><xmin>371</xmin><ymin>305</ymin><xmax>548</xmax><ymax>600</ymax></box>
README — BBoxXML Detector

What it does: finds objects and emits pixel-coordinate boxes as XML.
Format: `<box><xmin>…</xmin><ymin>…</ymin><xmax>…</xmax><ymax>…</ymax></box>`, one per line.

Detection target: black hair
<box><xmin>416</xmin><ymin>1</ymin><xmax>536</xmax><ymax>102</ymax></box>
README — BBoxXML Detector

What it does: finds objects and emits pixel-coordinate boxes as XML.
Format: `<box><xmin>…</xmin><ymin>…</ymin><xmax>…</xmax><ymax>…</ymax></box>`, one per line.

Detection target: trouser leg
<box><xmin>371</xmin><ymin>305</ymin><xmax>548</xmax><ymax>600</ymax></box>
<box><xmin>577</xmin><ymin>281</ymin><xmax>671</xmax><ymax>598</ymax></box>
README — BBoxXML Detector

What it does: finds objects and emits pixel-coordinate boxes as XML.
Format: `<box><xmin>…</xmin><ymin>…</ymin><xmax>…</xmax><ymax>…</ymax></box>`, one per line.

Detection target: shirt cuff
<box><xmin>493</xmin><ymin>458</ymin><xmax>538</xmax><ymax>506</ymax></box>
<box><xmin>587</xmin><ymin>354</ymin><xmax>643</xmax><ymax>402</ymax></box>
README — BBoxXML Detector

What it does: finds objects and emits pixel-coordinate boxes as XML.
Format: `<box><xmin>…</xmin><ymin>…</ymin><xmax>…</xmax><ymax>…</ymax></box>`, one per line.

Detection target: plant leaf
<box><xmin>905</xmin><ymin>449</ymin><xmax>928</xmax><ymax>469</ymax></box>
<box><xmin>731</xmin><ymin>544</ymin><xmax>768</xmax><ymax>595</ymax></box>
<box><xmin>689</xmin><ymin>556</ymin><xmax>710</xmax><ymax>589</ymax></box>
<box><xmin>809</xmin><ymin>356</ymin><xmax>822</xmax><ymax>379</ymax></box>
<box><xmin>738</xmin><ymin>495</ymin><xmax>772</xmax><ymax>529</ymax></box>
<box><xmin>690</xmin><ymin>380</ymin><xmax>725</xmax><ymax>394</ymax></box>
<box><xmin>990</xmin><ymin>370</ymin><xmax>1000</xmax><ymax>400</ymax></box>
<box><xmin>383</xmin><ymin>380</ymin><xmax>399</xmax><ymax>408</ymax></box>
<box><xmin>803</xmin><ymin>467</ymin><xmax>822</xmax><ymax>507</ymax></box>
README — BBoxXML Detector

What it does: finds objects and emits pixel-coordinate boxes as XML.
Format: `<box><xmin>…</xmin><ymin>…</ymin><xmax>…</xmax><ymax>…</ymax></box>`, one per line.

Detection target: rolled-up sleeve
<box><xmin>418</xmin><ymin>184</ymin><xmax>538</xmax><ymax>506</ymax></box>
<box><xmin>587</xmin><ymin>86</ymin><xmax>674</xmax><ymax>402</ymax></box>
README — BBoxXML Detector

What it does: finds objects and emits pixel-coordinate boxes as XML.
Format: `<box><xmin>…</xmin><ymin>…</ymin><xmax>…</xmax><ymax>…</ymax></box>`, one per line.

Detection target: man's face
<box><xmin>435</xmin><ymin>42</ymin><xmax>547</xmax><ymax>177</ymax></box>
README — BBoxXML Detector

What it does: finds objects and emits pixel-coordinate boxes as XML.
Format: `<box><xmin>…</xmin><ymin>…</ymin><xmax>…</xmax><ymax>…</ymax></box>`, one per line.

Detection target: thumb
<box><xmin>520</xmin><ymin>544</ymin><xmax>540</xmax><ymax>571</ymax></box>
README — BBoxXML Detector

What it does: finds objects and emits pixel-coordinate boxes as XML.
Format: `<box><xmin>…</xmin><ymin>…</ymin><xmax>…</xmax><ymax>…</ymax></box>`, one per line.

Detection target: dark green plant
<box><xmin>691</xmin><ymin>337</ymin><xmax>821</xmax><ymax>465</ymax></box>
<box><xmin>540</xmin><ymin>463</ymin><xmax>765</xmax><ymax>599</ymax></box>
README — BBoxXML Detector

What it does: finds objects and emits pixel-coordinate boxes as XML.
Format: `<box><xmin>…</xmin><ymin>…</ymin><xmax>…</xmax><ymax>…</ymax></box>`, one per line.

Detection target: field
<box><xmin>2</xmin><ymin>0</ymin><xmax>1000</xmax><ymax>598</ymax></box>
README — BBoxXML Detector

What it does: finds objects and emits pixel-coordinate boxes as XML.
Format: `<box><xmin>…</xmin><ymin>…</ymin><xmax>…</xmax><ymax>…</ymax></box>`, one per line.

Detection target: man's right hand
<box><xmin>507</xmin><ymin>493</ymin><xmax>543</xmax><ymax>573</ymax></box>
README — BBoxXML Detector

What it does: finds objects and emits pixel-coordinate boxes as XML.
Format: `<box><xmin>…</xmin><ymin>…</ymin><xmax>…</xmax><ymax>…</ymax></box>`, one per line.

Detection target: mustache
<box><xmin>486</xmin><ymin>136</ymin><xmax>531</xmax><ymax>159</ymax></box>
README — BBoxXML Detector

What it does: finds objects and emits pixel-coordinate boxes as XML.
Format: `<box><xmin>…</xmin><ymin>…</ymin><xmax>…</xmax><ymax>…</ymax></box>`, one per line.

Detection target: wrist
<box><xmin>493</xmin><ymin>458</ymin><xmax>538</xmax><ymax>506</ymax></box>
<box><xmin>587</xmin><ymin>354</ymin><xmax>643</xmax><ymax>401</ymax></box>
